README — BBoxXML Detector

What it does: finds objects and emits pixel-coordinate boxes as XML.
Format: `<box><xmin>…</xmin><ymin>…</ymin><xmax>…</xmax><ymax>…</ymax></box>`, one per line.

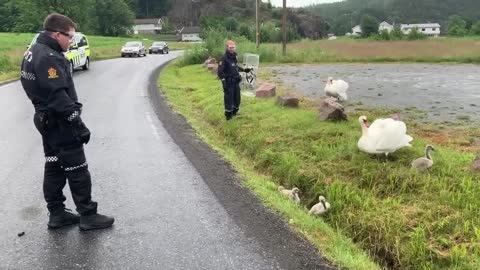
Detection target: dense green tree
<box><xmin>447</xmin><ymin>15</ymin><xmax>468</xmax><ymax>36</ymax></box>
<box><xmin>470</xmin><ymin>22</ymin><xmax>480</xmax><ymax>35</ymax></box>
<box><xmin>360</xmin><ymin>14</ymin><xmax>378</xmax><ymax>37</ymax></box>
<box><xmin>224</xmin><ymin>17</ymin><xmax>238</xmax><ymax>32</ymax></box>
<box><xmin>88</xmin><ymin>0</ymin><xmax>135</xmax><ymax>36</ymax></box>
<box><xmin>238</xmin><ymin>23</ymin><xmax>253</xmax><ymax>40</ymax></box>
<box><xmin>0</xmin><ymin>0</ymin><xmax>19</xmax><ymax>32</ymax></box>
<box><xmin>307</xmin><ymin>0</ymin><xmax>480</xmax><ymax>36</ymax></box>
<box><xmin>135</xmin><ymin>0</ymin><xmax>171</xmax><ymax>18</ymax></box>
<box><xmin>12</xmin><ymin>0</ymin><xmax>91</xmax><ymax>32</ymax></box>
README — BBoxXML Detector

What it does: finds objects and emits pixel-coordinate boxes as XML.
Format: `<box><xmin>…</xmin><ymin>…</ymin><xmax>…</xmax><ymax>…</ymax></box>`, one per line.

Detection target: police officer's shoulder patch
<box><xmin>47</xmin><ymin>67</ymin><xmax>59</xmax><ymax>79</ymax></box>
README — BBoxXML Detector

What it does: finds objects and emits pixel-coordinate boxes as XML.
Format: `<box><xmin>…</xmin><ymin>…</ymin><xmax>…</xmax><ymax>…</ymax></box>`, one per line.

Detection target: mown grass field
<box><xmin>159</xmin><ymin>63</ymin><xmax>480</xmax><ymax>270</ymax></box>
<box><xmin>0</xmin><ymin>32</ymin><xmax>194</xmax><ymax>82</ymax></box>
<box><xmin>183</xmin><ymin>36</ymin><xmax>480</xmax><ymax>65</ymax></box>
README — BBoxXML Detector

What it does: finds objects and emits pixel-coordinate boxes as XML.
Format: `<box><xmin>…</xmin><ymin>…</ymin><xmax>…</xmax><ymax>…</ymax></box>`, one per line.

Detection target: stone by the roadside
<box><xmin>277</xmin><ymin>96</ymin><xmax>299</xmax><ymax>107</ymax></box>
<box><xmin>318</xmin><ymin>97</ymin><xmax>347</xmax><ymax>121</ymax></box>
<box><xmin>203</xmin><ymin>56</ymin><xmax>216</xmax><ymax>67</ymax></box>
<box><xmin>472</xmin><ymin>155</ymin><xmax>480</xmax><ymax>172</ymax></box>
<box><xmin>256</xmin><ymin>83</ymin><xmax>276</xmax><ymax>98</ymax></box>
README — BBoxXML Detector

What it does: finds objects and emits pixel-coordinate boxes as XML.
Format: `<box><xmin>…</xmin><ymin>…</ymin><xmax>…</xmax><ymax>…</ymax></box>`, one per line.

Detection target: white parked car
<box><xmin>121</xmin><ymin>41</ymin><xmax>146</xmax><ymax>57</ymax></box>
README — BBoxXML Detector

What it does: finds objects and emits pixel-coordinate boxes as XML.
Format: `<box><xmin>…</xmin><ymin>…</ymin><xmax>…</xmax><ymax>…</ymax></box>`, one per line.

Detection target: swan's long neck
<box><xmin>360</xmin><ymin>122</ymin><xmax>369</xmax><ymax>136</ymax></box>
<box><xmin>320</xmin><ymin>200</ymin><xmax>327</xmax><ymax>209</ymax></box>
<box><xmin>425</xmin><ymin>148</ymin><xmax>432</xmax><ymax>161</ymax></box>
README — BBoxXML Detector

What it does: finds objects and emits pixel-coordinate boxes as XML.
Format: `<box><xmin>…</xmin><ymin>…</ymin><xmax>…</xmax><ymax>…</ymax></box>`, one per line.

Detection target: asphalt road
<box><xmin>0</xmin><ymin>52</ymin><xmax>333</xmax><ymax>270</ymax></box>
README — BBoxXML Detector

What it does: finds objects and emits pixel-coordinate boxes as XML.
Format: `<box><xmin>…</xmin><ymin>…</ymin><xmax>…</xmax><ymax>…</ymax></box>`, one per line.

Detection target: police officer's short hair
<box><xmin>43</xmin><ymin>13</ymin><xmax>77</xmax><ymax>33</ymax></box>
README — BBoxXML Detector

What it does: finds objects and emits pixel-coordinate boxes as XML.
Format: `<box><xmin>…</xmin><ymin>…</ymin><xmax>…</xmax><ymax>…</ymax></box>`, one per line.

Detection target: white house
<box><xmin>177</xmin><ymin>26</ymin><xmax>202</xmax><ymax>42</ymax></box>
<box><xmin>352</xmin><ymin>25</ymin><xmax>362</xmax><ymax>35</ymax></box>
<box><xmin>133</xmin><ymin>18</ymin><xmax>162</xmax><ymax>34</ymax></box>
<box><xmin>378</xmin><ymin>21</ymin><xmax>394</xmax><ymax>33</ymax></box>
<box><xmin>400</xmin><ymin>23</ymin><xmax>441</xmax><ymax>37</ymax></box>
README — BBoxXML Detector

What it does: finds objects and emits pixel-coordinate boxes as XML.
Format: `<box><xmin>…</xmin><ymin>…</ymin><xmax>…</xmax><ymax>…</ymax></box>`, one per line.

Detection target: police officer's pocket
<box><xmin>33</xmin><ymin>112</ymin><xmax>49</xmax><ymax>136</ymax></box>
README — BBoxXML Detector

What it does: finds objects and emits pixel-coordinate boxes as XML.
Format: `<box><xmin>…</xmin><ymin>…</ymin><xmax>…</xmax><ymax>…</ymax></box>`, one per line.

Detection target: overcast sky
<box><xmin>266</xmin><ymin>0</ymin><xmax>343</xmax><ymax>8</ymax></box>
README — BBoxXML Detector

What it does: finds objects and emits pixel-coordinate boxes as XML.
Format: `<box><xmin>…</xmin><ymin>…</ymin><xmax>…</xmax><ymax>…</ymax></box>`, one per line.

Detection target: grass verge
<box><xmin>159</xmin><ymin>62</ymin><xmax>480</xmax><ymax>270</ymax></box>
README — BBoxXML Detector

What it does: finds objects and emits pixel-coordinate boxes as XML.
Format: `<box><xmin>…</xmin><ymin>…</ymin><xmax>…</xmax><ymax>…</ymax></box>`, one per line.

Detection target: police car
<box><xmin>28</xmin><ymin>32</ymin><xmax>91</xmax><ymax>74</ymax></box>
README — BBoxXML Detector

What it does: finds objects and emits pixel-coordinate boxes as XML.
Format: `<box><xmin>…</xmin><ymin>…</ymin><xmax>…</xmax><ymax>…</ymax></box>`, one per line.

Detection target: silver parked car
<box><xmin>121</xmin><ymin>41</ymin><xmax>147</xmax><ymax>57</ymax></box>
<box><xmin>148</xmin><ymin>41</ymin><xmax>169</xmax><ymax>54</ymax></box>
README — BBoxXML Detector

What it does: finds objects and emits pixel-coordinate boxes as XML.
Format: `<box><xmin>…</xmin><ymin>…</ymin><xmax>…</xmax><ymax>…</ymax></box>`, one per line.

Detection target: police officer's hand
<box><xmin>72</xmin><ymin>119</ymin><xmax>91</xmax><ymax>144</ymax></box>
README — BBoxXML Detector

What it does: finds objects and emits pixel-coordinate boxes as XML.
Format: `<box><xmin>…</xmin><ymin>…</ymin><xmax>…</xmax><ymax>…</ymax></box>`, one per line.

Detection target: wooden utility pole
<box><xmin>282</xmin><ymin>0</ymin><xmax>287</xmax><ymax>55</ymax></box>
<box><xmin>256</xmin><ymin>0</ymin><xmax>260</xmax><ymax>49</ymax></box>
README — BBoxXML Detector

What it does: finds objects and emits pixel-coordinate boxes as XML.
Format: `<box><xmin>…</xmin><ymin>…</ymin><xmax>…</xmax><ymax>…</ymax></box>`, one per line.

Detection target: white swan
<box><xmin>357</xmin><ymin>115</ymin><xmax>413</xmax><ymax>156</ymax></box>
<box><xmin>278</xmin><ymin>186</ymin><xmax>300</xmax><ymax>204</ymax></box>
<box><xmin>324</xmin><ymin>77</ymin><xmax>349</xmax><ymax>101</ymax></box>
<box><xmin>309</xmin><ymin>195</ymin><xmax>330</xmax><ymax>215</ymax></box>
<box><xmin>411</xmin><ymin>145</ymin><xmax>435</xmax><ymax>171</ymax></box>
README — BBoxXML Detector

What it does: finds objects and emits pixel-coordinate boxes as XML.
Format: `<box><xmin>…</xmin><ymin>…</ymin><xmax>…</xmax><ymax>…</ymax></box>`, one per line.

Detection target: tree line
<box><xmin>308</xmin><ymin>0</ymin><xmax>480</xmax><ymax>36</ymax></box>
<box><xmin>0</xmin><ymin>0</ymin><xmax>171</xmax><ymax>36</ymax></box>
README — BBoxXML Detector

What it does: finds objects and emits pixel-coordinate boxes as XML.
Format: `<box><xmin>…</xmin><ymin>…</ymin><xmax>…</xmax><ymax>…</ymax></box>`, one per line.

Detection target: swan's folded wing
<box><xmin>374</xmin><ymin>120</ymin><xmax>412</xmax><ymax>151</ymax></box>
<box><xmin>335</xmin><ymin>80</ymin><xmax>349</xmax><ymax>92</ymax></box>
<box><xmin>369</xmin><ymin>118</ymin><xmax>389</xmax><ymax>130</ymax></box>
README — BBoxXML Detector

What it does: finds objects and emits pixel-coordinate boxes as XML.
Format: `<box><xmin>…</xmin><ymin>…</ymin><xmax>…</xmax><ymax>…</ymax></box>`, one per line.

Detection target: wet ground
<box><xmin>268</xmin><ymin>63</ymin><xmax>480</xmax><ymax>123</ymax></box>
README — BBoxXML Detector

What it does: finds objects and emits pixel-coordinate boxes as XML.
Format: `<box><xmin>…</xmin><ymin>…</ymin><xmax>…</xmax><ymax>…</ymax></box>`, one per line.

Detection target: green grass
<box><xmin>0</xmin><ymin>32</ymin><xmax>195</xmax><ymax>82</ymax></box>
<box><xmin>159</xmin><ymin>63</ymin><xmax>480</xmax><ymax>270</ymax></box>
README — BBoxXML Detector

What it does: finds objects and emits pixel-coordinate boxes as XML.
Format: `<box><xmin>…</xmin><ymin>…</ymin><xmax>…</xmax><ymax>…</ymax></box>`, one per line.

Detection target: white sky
<box><xmin>266</xmin><ymin>0</ymin><xmax>343</xmax><ymax>8</ymax></box>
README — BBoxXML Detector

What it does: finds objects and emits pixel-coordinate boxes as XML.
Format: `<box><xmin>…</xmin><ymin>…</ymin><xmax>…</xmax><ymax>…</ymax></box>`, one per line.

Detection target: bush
<box><xmin>390</xmin><ymin>26</ymin><xmax>404</xmax><ymax>40</ymax></box>
<box><xmin>470</xmin><ymin>22</ymin><xmax>480</xmax><ymax>35</ymax></box>
<box><xmin>225</xmin><ymin>17</ymin><xmax>239</xmax><ymax>32</ymax></box>
<box><xmin>260</xmin><ymin>22</ymin><xmax>281</xmax><ymax>43</ymax></box>
<box><xmin>239</xmin><ymin>23</ymin><xmax>254</xmax><ymax>41</ymax></box>
<box><xmin>407</xmin><ymin>27</ymin><xmax>426</xmax><ymax>40</ymax></box>
<box><xmin>448</xmin><ymin>15</ymin><xmax>468</xmax><ymax>36</ymax></box>
<box><xmin>179</xmin><ymin>46</ymin><xmax>209</xmax><ymax>66</ymax></box>
<box><xmin>379</xmin><ymin>29</ymin><xmax>391</xmax><ymax>41</ymax></box>
<box><xmin>202</xmin><ymin>28</ymin><xmax>228</xmax><ymax>58</ymax></box>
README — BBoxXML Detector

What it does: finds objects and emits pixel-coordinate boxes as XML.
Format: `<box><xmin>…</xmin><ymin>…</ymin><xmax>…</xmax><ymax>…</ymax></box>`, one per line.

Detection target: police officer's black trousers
<box><xmin>35</xmin><ymin>114</ymin><xmax>97</xmax><ymax>216</ymax></box>
<box><xmin>223</xmin><ymin>80</ymin><xmax>241</xmax><ymax>118</ymax></box>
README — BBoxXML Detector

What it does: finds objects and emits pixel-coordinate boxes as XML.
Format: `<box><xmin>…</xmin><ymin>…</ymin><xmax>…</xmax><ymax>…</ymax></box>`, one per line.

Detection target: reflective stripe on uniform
<box><xmin>64</xmin><ymin>162</ymin><xmax>88</xmax><ymax>171</ymax></box>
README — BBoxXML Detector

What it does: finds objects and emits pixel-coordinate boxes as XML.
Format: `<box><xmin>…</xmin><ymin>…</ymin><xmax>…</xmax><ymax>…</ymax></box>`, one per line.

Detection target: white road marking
<box><xmin>145</xmin><ymin>112</ymin><xmax>160</xmax><ymax>139</ymax></box>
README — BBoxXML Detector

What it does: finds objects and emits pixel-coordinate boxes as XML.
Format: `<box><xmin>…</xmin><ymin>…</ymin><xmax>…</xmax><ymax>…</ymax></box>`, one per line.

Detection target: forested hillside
<box><xmin>307</xmin><ymin>0</ymin><xmax>480</xmax><ymax>35</ymax></box>
<box><xmin>1</xmin><ymin>0</ymin><xmax>476</xmax><ymax>38</ymax></box>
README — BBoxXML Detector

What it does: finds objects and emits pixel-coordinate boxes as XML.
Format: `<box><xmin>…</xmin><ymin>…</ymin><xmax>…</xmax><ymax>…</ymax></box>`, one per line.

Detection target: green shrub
<box><xmin>407</xmin><ymin>28</ymin><xmax>427</xmax><ymax>40</ymax></box>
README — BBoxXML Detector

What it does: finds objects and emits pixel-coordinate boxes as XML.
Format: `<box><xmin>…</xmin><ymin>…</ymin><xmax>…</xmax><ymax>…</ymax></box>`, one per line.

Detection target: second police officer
<box><xmin>217</xmin><ymin>40</ymin><xmax>251</xmax><ymax>121</ymax></box>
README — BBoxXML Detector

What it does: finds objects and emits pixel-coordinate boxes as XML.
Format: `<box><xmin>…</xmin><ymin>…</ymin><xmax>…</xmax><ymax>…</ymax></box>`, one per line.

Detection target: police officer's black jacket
<box><xmin>217</xmin><ymin>51</ymin><xmax>246</xmax><ymax>81</ymax></box>
<box><xmin>20</xmin><ymin>32</ymin><xmax>80</xmax><ymax>120</ymax></box>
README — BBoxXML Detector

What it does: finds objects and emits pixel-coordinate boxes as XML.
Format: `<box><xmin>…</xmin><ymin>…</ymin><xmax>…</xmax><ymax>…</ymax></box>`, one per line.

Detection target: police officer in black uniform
<box><xmin>217</xmin><ymin>40</ymin><xmax>251</xmax><ymax>121</ymax></box>
<box><xmin>20</xmin><ymin>13</ymin><xmax>114</xmax><ymax>230</ymax></box>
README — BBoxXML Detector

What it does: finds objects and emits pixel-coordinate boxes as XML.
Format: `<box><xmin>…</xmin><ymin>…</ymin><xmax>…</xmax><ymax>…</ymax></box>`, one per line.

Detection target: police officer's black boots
<box><xmin>67</xmin><ymin>167</ymin><xmax>114</xmax><ymax>231</ymax></box>
<box><xmin>48</xmin><ymin>209</ymin><xmax>80</xmax><ymax>229</ymax></box>
<box><xmin>58</xmin><ymin>147</ymin><xmax>115</xmax><ymax>231</ymax></box>
<box><xmin>79</xmin><ymin>213</ymin><xmax>115</xmax><ymax>231</ymax></box>
<box><xmin>44</xmin><ymin>157</ymin><xmax>81</xmax><ymax>229</ymax></box>
<box><xmin>225</xmin><ymin>111</ymin><xmax>233</xmax><ymax>121</ymax></box>
<box><xmin>232</xmin><ymin>108</ymin><xmax>238</xmax><ymax>116</ymax></box>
